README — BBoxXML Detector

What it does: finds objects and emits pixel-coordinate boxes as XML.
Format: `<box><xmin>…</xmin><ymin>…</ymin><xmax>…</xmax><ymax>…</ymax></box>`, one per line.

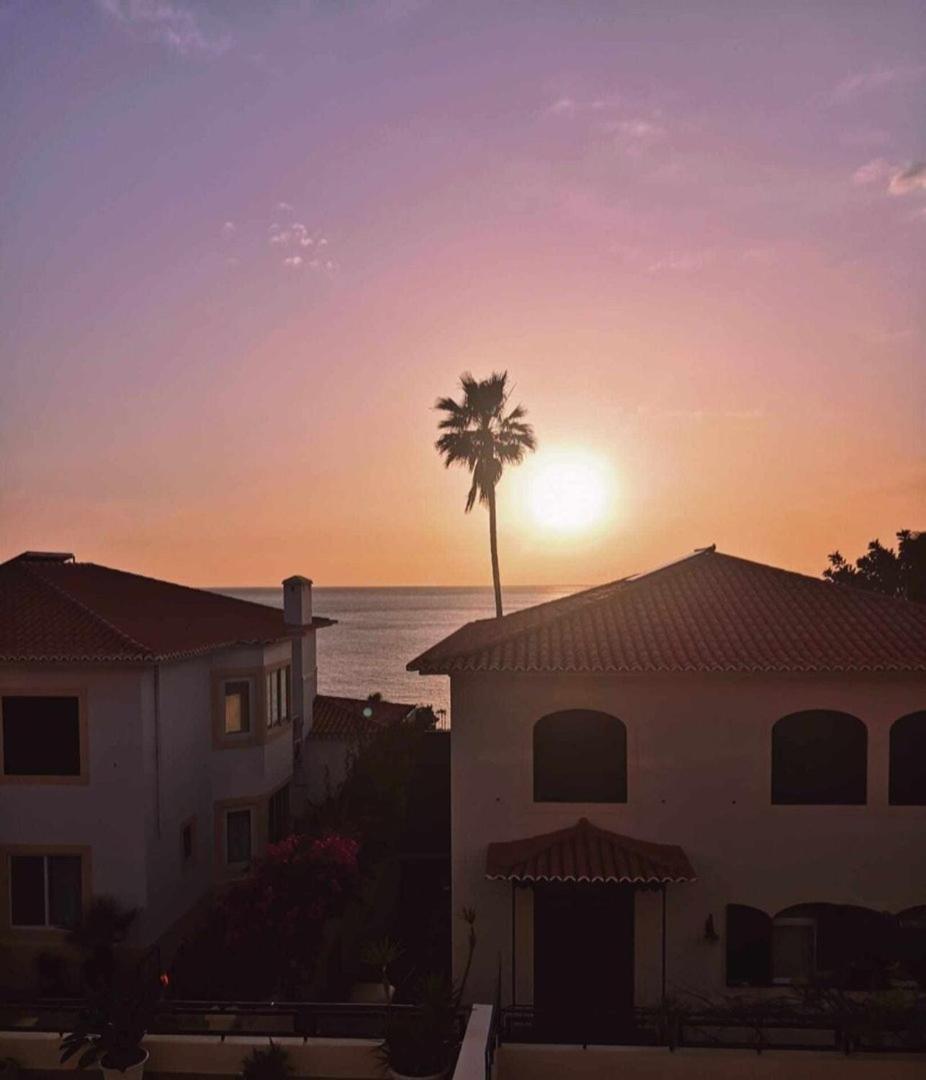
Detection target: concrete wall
<box><xmin>497</xmin><ymin>1044</ymin><xmax>926</xmax><ymax>1079</ymax></box>
<box><xmin>449</xmin><ymin>670</ymin><xmax>926</xmax><ymax>1006</ymax></box>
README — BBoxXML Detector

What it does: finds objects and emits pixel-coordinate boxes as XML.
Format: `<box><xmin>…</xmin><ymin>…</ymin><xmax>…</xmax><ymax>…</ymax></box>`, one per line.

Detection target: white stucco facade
<box><xmin>448</xmin><ymin>669</ymin><xmax>926</xmax><ymax>1007</ymax></box>
<box><xmin>0</xmin><ymin>616</ymin><xmax>320</xmax><ymax>979</ymax></box>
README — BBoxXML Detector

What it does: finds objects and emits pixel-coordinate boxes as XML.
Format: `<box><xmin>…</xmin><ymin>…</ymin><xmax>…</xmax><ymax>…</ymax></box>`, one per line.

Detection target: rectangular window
<box><xmin>265</xmin><ymin>667</ymin><xmax>291</xmax><ymax>728</ymax></box>
<box><xmin>772</xmin><ymin>918</ymin><xmax>815</xmax><ymax>983</ymax></box>
<box><xmin>2</xmin><ymin>696</ymin><xmax>81</xmax><ymax>776</ymax></box>
<box><xmin>10</xmin><ymin>854</ymin><xmax>82</xmax><ymax>928</ymax></box>
<box><xmin>225</xmin><ymin>809</ymin><xmax>252</xmax><ymax>865</ymax></box>
<box><xmin>268</xmin><ymin>785</ymin><xmax>290</xmax><ymax>844</ymax></box>
<box><xmin>223</xmin><ymin>682</ymin><xmax>250</xmax><ymax>735</ymax></box>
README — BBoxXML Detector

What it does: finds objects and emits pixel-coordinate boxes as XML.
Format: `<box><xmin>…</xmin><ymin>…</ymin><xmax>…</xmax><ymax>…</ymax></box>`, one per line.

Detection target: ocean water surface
<box><xmin>216</xmin><ymin>586</ymin><xmax>578</xmax><ymax>719</ymax></box>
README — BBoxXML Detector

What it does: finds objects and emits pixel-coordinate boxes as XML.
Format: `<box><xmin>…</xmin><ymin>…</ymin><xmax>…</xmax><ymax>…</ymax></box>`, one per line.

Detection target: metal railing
<box><xmin>499</xmin><ymin>1003</ymin><xmax>926</xmax><ymax>1055</ymax></box>
<box><xmin>0</xmin><ymin>998</ymin><xmax>464</xmax><ymax>1042</ymax></box>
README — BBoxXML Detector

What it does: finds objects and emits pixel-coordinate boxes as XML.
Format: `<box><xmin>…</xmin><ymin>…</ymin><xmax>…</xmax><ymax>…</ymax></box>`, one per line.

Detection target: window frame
<box><xmin>770</xmin><ymin>710</ymin><xmax>868</xmax><ymax>806</ymax></box>
<box><xmin>771</xmin><ymin>916</ymin><xmax>817</xmax><ymax>985</ymax></box>
<box><xmin>1</xmin><ymin>845</ymin><xmax>90</xmax><ymax>939</ymax></box>
<box><xmin>265</xmin><ymin>665</ymin><xmax>291</xmax><ymax>730</ymax></box>
<box><xmin>267</xmin><ymin>783</ymin><xmax>291</xmax><ymax>844</ymax></box>
<box><xmin>222</xmin><ymin>680</ymin><xmax>252</xmax><ymax>737</ymax></box>
<box><xmin>889</xmin><ymin>711</ymin><xmax>926</xmax><ymax>806</ymax></box>
<box><xmin>224</xmin><ymin>807</ymin><xmax>254</xmax><ymax>867</ymax></box>
<box><xmin>0</xmin><ymin>690</ymin><xmax>89</xmax><ymax>786</ymax></box>
<box><xmin>533</xmin><ymin>709</ymin><xmax>628</xmax><ymax>804</ymax></box>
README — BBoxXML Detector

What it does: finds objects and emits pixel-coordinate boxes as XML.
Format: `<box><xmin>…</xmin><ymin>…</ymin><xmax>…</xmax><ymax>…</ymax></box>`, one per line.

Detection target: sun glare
<box><xmin>527</xmin><ymin>451</ymin><xmax>611</xmax><ymax>534</ymax></box>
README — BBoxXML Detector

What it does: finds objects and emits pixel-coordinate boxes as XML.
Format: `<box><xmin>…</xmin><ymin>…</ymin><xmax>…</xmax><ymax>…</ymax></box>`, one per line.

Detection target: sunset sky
<box><xmin>2</xmin><ymin>1</ymin><xmax>923</xmax><ymax>587</ymax></box>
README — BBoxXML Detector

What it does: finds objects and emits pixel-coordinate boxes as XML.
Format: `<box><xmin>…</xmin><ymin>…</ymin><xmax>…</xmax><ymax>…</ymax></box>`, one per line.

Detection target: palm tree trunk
<box><xmin>488</xmin><ymin>484</ymin><xmax>503</xmax><ymax>617</ymax></box>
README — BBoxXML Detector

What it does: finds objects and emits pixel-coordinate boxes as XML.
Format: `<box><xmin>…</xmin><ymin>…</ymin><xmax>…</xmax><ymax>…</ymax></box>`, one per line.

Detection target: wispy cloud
<box><xmin>220</xmin><ymin>221</ymin><xmax>236</xmax><ymax>237</ymax></box>
<box><xmin>830</xmin><ymin>64</ymin><xmax>925</xmax><ymax>104</ymax></box>
<box><xmin>276</xmin><ymin>202</ymin><xmax>294</xmax><ymax>213</ymax></box>
<box><xmin>95</xmin><ymin>0</ymin><xmax>230</xmax><ymax>57</ymax></box>
<box><xmin>269</xmin><ymin>222</ymin><xmax>328</xmax><ymax>249</ymax></box>
<box><xmin>282</xmin><ymin>255</ymin><xmax>304</xmax><ymax>269</ymax></box>
<box><xmin>888</xmin><ymin>162</ymin><xmax>926</xmax><ymax>195</ymax></box>
<box><xmin>854</xmin><ymin>158</ymin><xmax>926</xmax><ymax>196</ymax></box>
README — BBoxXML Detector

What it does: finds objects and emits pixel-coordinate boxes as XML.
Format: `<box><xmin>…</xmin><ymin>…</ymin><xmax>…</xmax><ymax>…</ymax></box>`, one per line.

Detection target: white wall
<box><xmin>449</xmin><ymin>670</ymin><xmax>926</xmax><ymax>1006</ymax></box>
<box><xmin>0</xmin><ymin>665</ymin><xmax>150</xmax><ymax>921</ymax></box>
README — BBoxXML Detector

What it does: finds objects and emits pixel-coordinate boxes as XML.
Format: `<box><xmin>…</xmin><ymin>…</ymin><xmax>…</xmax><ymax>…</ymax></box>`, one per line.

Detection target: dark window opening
<box><xmin>890</xmin><ymin>711</ymin><xmax>926</xmax><ymax>805</ymax></box>
<box><xmin>726</xmin><ymin>904</ymin><xmax>772</xmax><ymax>987</ymax></box>
<box><xmin>226</xmin><ymin>809</ymin><xmax>252</xmax><ymax>864</ymax></box>
<box><xmin>771</xmin><ymin>710</ymin><xmax>867</xmax><ymax>805</ymax></box>
<box><xmin>268</xmin><ymin>785</ymin><xmax>290</xmax><ymax>844</ymax></box>
<box><xmin>2</xmin><ymin>695</ymin><xmax>81</xmax><ymax>776</ymax></box>
<box><xmin>10</xmin><ymin>854</ymin><xmax>82</xmax><ymax>928</ymax></box>
<box><xmin>534</xmin><ymin>710</ymin><xmax>627</xmax><ymax>803</ymax></box>
<box><xmin>266</xmin><ymin>666</ymin><xmax>291</xmax><ymax>728</ymax></box>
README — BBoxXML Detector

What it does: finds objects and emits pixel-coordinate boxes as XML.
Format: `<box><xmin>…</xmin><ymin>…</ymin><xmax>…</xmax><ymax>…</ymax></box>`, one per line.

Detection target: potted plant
<box><xmin>379</xmin><ymin>909</ymin><xmax>476</xmax><ymax>1080</ymax></box>
<box><xmin>67</xmin><ymin>897</ymin><xmax>138</xmax><ymax>992</ymax></box>
<box><xmin>60</xmin><ymin>970</ymin><xmax>162</xmax><ymax>1078</ymax></box>
<box><xmin>240</xmin><ymin>1041</ymin><xmax>293</xmax><ymax>1080</ymax></box>
<box><xmin>354</xmin><ymin>936</ymin><xmax>402</xmax><ymax>1003</ymax></box>
<box><xmin>0</xmin><ymin>1058</ymin><xmax>22</xmax><ymax>1078</ymax></box>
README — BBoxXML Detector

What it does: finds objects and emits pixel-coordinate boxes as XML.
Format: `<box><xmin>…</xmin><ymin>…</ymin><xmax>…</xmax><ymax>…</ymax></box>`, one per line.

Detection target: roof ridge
<box><xmin>22</xmin><ymin>562</ymin><xmax>152</xmax><ymax>658</ymax></box>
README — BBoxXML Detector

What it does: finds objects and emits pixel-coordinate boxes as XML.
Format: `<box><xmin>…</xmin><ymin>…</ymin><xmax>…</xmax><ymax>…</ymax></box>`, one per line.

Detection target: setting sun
<box><xmin>528</xmin><ymin>451</ymin><xmax>611</xmax><ymax>534</ymax></box>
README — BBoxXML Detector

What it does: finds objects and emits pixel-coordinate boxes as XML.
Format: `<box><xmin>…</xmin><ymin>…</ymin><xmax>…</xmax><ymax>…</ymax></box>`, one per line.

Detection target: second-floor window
<box><xmin>533</xmin><ymin>709</ymin><xmax>627</xmax><ymax>803</ymax></box>
<box><xmin>9</xmin><ymin>853</ymin><xmax>82</xmax><ymax>928</ymax></box>
<box><xmin>223</xmin><ymin>681</ymin><xmax>251</xmax><ymax>735</ymax></box>
<box><xmin>889</xmin><ymin>711</ymin><xmax>926</xmax><ymax>805</ymax></box>
<box><xmin>265</xmin><ymin>666</ymin><xmax>290</xmax><ymax>728</ymax></box>
<box><xmin>771</xmin><ymin>710</ymin><xmax>867</xmax><ymax>805</ymax></box>
<box><xmin>1</xmin><ymin>695</ymin><xmax>81</xmax><ymax>777</ymax></box>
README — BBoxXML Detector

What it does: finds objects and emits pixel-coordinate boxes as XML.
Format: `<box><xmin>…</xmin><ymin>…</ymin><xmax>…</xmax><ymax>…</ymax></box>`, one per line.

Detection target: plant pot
<box><xmin>100</xmin><ymin>1049</ymin><xmax>148</xmax><ymax>1079</ymax></box>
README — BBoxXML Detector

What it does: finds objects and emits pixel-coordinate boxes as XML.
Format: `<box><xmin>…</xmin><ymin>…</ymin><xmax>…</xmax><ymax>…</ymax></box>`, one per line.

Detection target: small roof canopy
<box><xmin>486</xmin><ymin>817</ymin><xmax>696</xmax><ymax>886</ymax></box>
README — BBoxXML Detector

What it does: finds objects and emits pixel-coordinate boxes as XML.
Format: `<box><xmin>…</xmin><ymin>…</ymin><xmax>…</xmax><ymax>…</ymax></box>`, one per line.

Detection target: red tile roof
<box><xmin>486</xmin><ymin>817</ymin><xmax>696</xmax><ymax>885</ymax></box>
<box><xmin>408</xmin><ymin>547</ymin><xmax>926</xmax><ymax>675</ymax></box>
<box><xmin>0</xmin><ymin>552</ymin><xmax>333</xmax><ymax>663</ymax></box>
<box><xmin>310</xmin><ymin>694</ymin><xmax>417</xmax><ymax>739</ymax></box>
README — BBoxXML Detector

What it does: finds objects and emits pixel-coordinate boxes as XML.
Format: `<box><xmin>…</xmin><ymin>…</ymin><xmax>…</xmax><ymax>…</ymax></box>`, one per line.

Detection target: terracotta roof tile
<box><xmin>0</xmin><ymin>553</ymin><xmax>333</xmax><ymax>663</ymax></box>
<box><xmin>486</xmin><ymin>817</ymin><xmax>695</xmax><ymax>884</ymax></box>
<box><xmin>310</xmin><ymin>694</ymin><xmax>417</xmax><ymax>739</ymax></box>
<box><xmin>408</xmin><ymin>548</ymin><xmax>926</xmax><ymax>675</ymax></box>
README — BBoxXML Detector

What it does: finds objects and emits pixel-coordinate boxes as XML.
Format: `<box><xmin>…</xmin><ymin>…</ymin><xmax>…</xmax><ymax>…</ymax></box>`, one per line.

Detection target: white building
<box><xmin>408</xmin><ymin>547</ymin><xmax>926</xmax><ymax>1028</ymax></box>
<box><xmin>0</xmin><ymin>551</ymin><xmax>332</xmax><ymax>985</ymax></box>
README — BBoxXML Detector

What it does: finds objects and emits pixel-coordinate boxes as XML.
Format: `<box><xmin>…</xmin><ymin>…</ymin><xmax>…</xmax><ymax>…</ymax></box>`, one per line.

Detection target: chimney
<box><xmin>283</xmin><ymin>575</ymin><xmax>317</xmax><ymax>742</ymax></box>
<box><xmin>283</xmin><ymin>575</ymin><xmax>313</xmax><ymax>627</ymax></box>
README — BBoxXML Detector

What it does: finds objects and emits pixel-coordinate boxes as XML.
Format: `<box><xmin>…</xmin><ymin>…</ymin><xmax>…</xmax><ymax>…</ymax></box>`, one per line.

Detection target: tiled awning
<box><xmin>485</xmin><ymin>817</ymin><xmax>696</xmax><ymax>885</ymax></box>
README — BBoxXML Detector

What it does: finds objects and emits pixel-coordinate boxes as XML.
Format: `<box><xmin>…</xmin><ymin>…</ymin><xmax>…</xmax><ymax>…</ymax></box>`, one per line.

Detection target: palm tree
<box><xmin>435</xmin><ymin>371</ymin><xmax>536</xmax><ymax>617</ymax></box>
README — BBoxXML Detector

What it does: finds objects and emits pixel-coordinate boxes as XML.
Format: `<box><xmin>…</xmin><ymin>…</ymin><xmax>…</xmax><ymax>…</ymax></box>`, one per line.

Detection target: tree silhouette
<box><xmin>823</xmin><ymin>530</ymin><xmax>925</xmax><ymax>603</ymax></box>
<box><xmin>435</xmin><ymin>371</ymin><xmax>536</xmax><ymax>617</ymax></box>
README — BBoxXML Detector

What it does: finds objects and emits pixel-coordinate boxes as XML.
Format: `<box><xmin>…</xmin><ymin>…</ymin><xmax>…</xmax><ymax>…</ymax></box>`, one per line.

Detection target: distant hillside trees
<box><xmin>823</xmin><ymin>530</ymin><xmax>925</xmax><ymax>603</ymax></box>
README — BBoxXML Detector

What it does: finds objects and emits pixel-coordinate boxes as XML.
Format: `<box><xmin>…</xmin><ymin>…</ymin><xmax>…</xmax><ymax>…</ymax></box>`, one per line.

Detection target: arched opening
<box><xmin>889</xmin><ymin>711</ymin><xmax>926</xmax><ymax>805</ymax></box>
<box><xmin>726</xmin><ymin>904</ymin><xmax>771</xmax><ymax>987</ymax></box>
<box><xmin>533</xmin><ymin>710</ymin><xmax>626</xmax><ymax>802</ymax></box>
<box><xmin>771</xmin><ymin>710</ymin><xmax>867</xmax><ymax>805</ymax></box>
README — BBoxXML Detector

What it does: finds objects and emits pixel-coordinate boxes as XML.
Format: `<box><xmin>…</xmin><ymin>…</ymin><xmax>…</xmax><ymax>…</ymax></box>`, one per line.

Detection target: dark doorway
<box><xmin>533</xmin><ymin>882</ymin><xmax>634</xmax><ymax>1040</ymax></box>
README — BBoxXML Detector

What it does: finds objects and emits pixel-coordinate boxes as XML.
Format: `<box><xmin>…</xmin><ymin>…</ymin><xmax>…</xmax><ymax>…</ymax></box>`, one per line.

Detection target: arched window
<box><xmin>726</xmin><ymin>904</ymin><xmax>771</xmax><ymax>987</ymax></box>
<box><xmin>771</xmin><ymin>711</ymin><xmax>867</xmax><ymax>805</ymax></box>
<box><xmin>533</xmin><ymin>710</ymin><xmax>626</xmax><ymax>803</ymax></box>
<box><xmin>890</xmin><ymin>711</ymin><xmax>926</xmax><ymax>805</ymax></box>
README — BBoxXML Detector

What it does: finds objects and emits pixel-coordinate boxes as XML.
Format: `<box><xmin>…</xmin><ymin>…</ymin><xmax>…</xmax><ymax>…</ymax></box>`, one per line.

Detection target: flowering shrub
<box><xmin>169</xmin><ymin>831</ymin><xmax>360</xmax><ymax>1000</ymax></box>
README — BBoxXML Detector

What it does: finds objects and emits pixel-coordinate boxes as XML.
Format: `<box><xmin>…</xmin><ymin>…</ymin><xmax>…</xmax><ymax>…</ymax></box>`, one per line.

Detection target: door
<box><xmin>533</xmin><ymin>882</ymin><xmax>634</xmax><ymax>1040</ymax></box>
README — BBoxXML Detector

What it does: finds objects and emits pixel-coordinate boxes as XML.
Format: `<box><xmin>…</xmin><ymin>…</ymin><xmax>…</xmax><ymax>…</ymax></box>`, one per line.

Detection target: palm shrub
<box><xmin>240</xmin><ymin>1042</ymin><xmax>293</xmax><ymax>1080</ymax></box>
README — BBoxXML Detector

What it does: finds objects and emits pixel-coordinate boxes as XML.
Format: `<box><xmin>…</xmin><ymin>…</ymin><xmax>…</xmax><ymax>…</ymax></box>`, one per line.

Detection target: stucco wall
<box><xmin>449</xmin><ymin>670</ymin><xmax>926</xmax><ymax>1006</ymax></box>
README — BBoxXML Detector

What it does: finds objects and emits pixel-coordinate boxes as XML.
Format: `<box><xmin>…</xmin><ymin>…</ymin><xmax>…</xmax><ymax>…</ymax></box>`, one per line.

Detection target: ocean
<box><xmin>215</xmin><ymin>586</ymin><xmax>578</xmax><ymax>720</ymax></box>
